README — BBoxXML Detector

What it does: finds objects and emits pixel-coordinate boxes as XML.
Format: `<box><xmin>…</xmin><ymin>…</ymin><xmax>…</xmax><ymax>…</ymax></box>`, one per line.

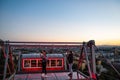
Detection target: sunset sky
<box><xmin>0</xmin><ymin>0</ymin><xmax>120</xmax><ymax>45</ymax></box>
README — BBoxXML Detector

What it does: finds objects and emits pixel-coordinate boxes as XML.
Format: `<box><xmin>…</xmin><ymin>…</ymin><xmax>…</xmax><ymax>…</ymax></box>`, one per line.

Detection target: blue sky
<box><xmin>0</xmin><ymin>0</ymin><xmax>120</xmax><ymax>45</ymax></box>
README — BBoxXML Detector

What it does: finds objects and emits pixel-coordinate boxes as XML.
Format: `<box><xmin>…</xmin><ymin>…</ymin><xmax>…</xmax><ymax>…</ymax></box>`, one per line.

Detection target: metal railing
<box><xmin>7</xmin><ymin>70</ymin><xmax>16</xmax><ymax>80</ymax></box>
<box><xmin>7</xmin><ymin>52</ymin><xmax>20</xmax><ymax>80</ymax></box>
<box><xmin>76</xmin><ymin>70</ymin><xmax>89</xmax><ymax>80</ymax></box>
<box><xmin>3</xmin><ymin>41</ymin><xmax>9</xmax><ymax>80</ymax></box>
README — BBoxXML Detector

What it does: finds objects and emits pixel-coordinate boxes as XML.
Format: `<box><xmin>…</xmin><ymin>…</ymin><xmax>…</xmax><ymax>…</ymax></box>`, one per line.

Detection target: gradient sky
<box><xmin>0</xmin><ymin>0</ymin><xmax>120</xmax><ymax>45</ymax></box>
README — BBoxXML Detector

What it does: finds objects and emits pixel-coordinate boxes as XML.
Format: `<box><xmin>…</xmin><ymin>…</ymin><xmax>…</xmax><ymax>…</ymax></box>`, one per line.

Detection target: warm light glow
<box><xmin>96</xmin><ymin>39</ymin><xmax>120</xmax><ymax>45</ymax></box>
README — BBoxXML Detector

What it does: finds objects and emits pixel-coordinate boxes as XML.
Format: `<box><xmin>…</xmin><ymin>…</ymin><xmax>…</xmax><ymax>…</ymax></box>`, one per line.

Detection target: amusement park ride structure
<box><xmin>77</xmin><ymin>40</ymin><xmax>97</xmax><ymax>80</ymax></box>
<box><xmin>0</xmin><ymin>40</ymin><xmax>120</xmax><ymax>80</ymax></box>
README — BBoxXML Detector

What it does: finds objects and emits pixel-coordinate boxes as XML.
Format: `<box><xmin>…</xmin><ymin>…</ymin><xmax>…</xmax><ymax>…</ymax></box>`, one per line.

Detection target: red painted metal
<box><xmin>77</xmin><ymin>41</ymin><xmax>97</xmax><ymax>80</ymax></box>
<box><xmin>21</xmin><ymin>58</ymin><xmax>64</xmax><ymax>72</ymax></box>
<box><xmin>2</xmin><ymin>46</ymin><xmax>6</xmax><ymax>58</ymax></box>
<box><xmin>78</xmin><ymin>46</ymin><xmax>84</xmax><ymax>68</ymax></box>
<box><xmin>9</xmin><ymin>46</ymin><xmax>14</xmax><ymax>73</ymax></box>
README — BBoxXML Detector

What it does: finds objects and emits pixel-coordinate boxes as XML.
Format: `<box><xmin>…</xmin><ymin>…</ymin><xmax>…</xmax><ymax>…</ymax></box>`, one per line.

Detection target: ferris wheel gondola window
<box><xmin>24</xmin><ymin>60</ymin><xmax>30</xmax><ymax>67</ymax></box>
<box><xmin>51</xmin><ymin>60</ymin><xmax>56</xmax><ymax>67</ymax></box>
<box><xmin>57</xmin><ymin>60</ymin><xmax>62</xmax><ymax>66</ymax></box>
<box><xmin>31</xmin><ymin>60</ymin><xmax>37</xmax><ymax>67</ymax></box>
<box><xmin>38</xmin><ymin>60</ymin><xmax>42</xmax><ymax>67</ymax></box>
<box><xmin>47</xmin><ymin>60</ymin><xmax>50</xmax><ymax>67</ymax></box>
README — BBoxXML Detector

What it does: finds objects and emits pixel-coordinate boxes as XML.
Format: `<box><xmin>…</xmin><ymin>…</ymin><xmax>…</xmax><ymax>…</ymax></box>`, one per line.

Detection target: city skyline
<box><xmin>0</xmin><ymin>0</ymin><xmax>120</xmax><ymax>45</ymax></box>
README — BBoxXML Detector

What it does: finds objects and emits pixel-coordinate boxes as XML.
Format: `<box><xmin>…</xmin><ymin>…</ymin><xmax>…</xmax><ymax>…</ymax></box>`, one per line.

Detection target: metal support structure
<box><xmin>18</xmin><ymin>52</ymin><xmax>21</xmax><ymax>72</ymax></box>
<box><xmin>63</xmin><ymin>53</ymin><xmax>67</xmax><ymax>70</ymax></box>
<box><xmin>91</xmin><ymin>45</ymin><xmax>96</xmax><ymax>75</ymax></box>
<box><xmin>9</xmin><ymin>41</ymin><xmax>82</xmax><ymax>48</ymax></box>
<box><xmin>84</xmin><ymin>44</ymin><xmax>92</xmax><ymax>79</ymax></box>
<box><xmin>2</xmin><ymin>40</ymin><xmax>97</xmax><ymax>80</ymax></box>
<box><xmin>77</xmin><ymin>40</ymin><xmax>97</xmax><ymax>80</ymax></box>
<box><xmin>3</xmin><ymin>41</ymin><xmax>9</xmax><ymax>80</ymax></box>
<box><xmin>9</xmin><ymin>46</ymin><xmax>14</xmax><ymax>73</ymax></box>
<box><xmin>7</xmin><ymin>41</ymin><xmax>83</xmax><ymax>72</ymax></box>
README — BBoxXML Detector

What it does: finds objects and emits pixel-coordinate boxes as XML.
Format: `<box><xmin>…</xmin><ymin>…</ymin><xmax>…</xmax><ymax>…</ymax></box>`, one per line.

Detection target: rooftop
<box><xmin>14</xmin><ymin>72</ymin><xmax>86</xmax><ymax>80</ymax></box>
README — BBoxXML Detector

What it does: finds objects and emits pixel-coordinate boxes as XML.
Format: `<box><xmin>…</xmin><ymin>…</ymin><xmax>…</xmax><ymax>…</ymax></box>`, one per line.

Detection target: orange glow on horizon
<box><xmin>9</xmin><ymin>36</ymin><xmax>120</xmax><ymax>46</ymax></box>
<box><xmin>96</xmin><ymin>39</ymin><xmax>120</xmax><ymax>45</ymax></box>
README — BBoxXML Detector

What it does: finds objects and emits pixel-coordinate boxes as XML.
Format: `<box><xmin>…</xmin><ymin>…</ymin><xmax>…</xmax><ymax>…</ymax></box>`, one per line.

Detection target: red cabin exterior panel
<box><xmin>21</xmin><ymin>57</ymin><xmax>64</xmax><ymax>72</ymax></box>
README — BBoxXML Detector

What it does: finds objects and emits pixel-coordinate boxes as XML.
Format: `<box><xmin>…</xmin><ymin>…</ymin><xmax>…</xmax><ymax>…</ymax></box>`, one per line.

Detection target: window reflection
<box><xmin>31</xmin><ymin>60</ymin><xmax>36</xmax><ymax>67</ymax></box>
<box><xmin>57</xmin><ymin>60</ymin><xmax>62</xmax><ymax>66</ymax></box>
<box><xmin>51</xmin><ymin>60</ymin><xmax>56</xmax><ymax>67</ymax></box>
<box><xmin>47</xmin><ymin>60</ymin><xmax>50</xmax><ymax>67</ymax></box>
<box><xmin>24</xmin><ymin>59</ymin><xmax>63</xmax><ymax>68</ymax></box>
<box><xmin>38</xmin><ymin>60</ymin><xmax>42</xmax><ymax>67</ymax></box>
<box><xmin>24</xmin><ymin>60</ymin><xmax>30</xmax><ymax>67</ymax></box>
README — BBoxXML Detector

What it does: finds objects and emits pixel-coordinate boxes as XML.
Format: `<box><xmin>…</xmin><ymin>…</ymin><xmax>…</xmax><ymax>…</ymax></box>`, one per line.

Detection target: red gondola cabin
<box><xmin>21</xmin><ymin>53</ymin><xmax>65</xmax><ymax>72</ymax></box>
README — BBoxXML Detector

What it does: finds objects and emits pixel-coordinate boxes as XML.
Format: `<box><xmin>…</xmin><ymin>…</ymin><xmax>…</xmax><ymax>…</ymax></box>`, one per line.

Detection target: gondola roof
<box><xmin>21</xmin><ymin>53</ymin><xmax>64</xmax><ymax>58</ymax></box>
